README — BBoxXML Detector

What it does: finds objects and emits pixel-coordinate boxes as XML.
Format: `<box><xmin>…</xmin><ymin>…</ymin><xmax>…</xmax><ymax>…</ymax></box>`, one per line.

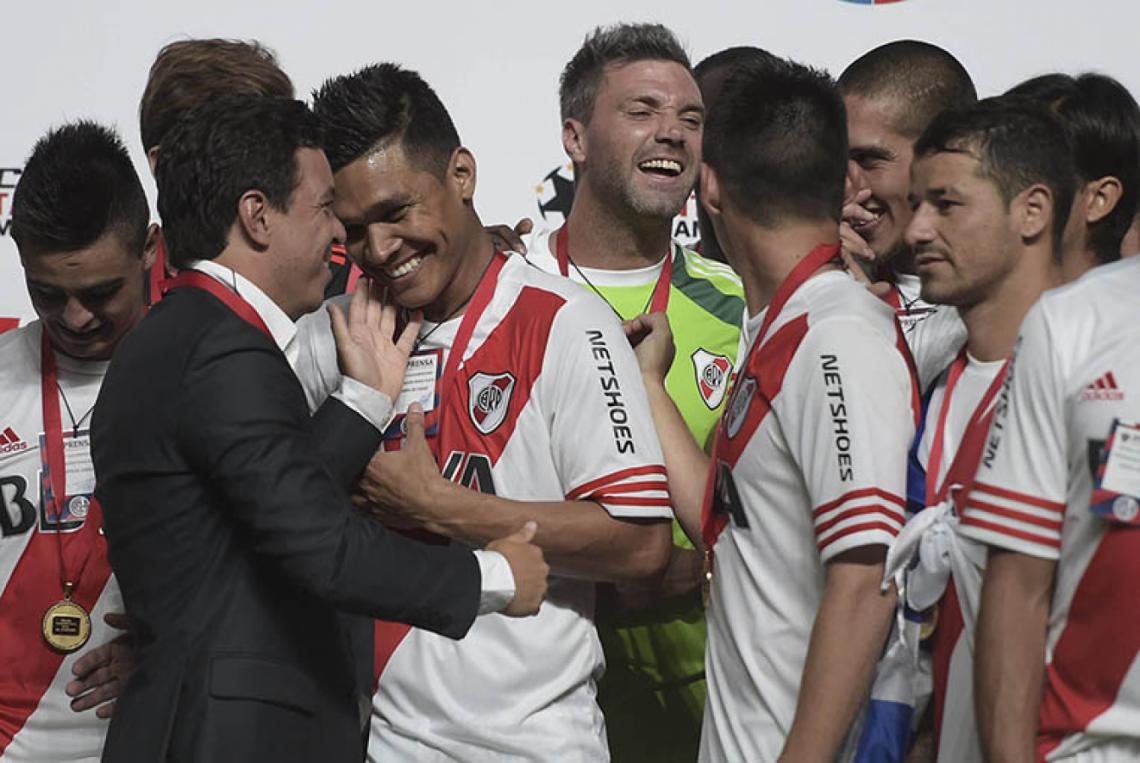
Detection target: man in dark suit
<box><xmin>91</xmin><ymin>95</ymin><xmax>548</xmax><ymax>763</ymax></box>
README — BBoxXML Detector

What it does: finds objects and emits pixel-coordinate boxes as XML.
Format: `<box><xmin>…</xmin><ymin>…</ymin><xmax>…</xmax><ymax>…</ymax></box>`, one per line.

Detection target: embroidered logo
<box><xmin>692</xmin><ymin>349</ymin><xmax>732</xmax><ymax>410</ymax></box>
<box><xmin>467</xmin><ymin>372</ymin><xmax>516</xmax><ymax>435</ymax></box>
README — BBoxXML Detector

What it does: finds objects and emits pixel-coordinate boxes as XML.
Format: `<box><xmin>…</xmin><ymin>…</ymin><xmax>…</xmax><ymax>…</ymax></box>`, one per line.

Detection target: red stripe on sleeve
<box><xmin>814</xmin><ymin>504</ymin><xmax>903</xmax><ymax>538</ymax></box>
<box><xmin>958</xmin><ymin>515</ymin><xmax>1061</xmax><ymax>550</ymax></box>
<box><xmin>971</xmin><ymin>481</ymin><xmax>1065</xmax><ymax>513</ymax></box>
<box><xmin>586</xmin><ymin>479</ymin><xmax>670</xmax><ymax>497</ymax></box>
<box><xmin>594</xmin><ymin>496</ymin><xmax>673</xmax><ymax>508</ymax></box>
<box><xmin>812</xmin><ymin>487</ymin><xmax>906</xmax><ymax>519</ymax></box>
<box><xmin>963</xmin><ymin>498</ymin><xmax>1064</xmax><ymax>532</ymax></box>
<box><xmin>817</xmin><ymin>520</ymin><xmax>899</xmax><ymax>553</ymax></box>
<box><xmin>566</xmin><ymin>465</ymin><xmax>668</xmax><ymax>500</ymax></box>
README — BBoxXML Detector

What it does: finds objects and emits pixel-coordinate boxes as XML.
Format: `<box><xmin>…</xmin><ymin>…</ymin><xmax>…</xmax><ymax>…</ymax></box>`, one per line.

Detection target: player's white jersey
<box><xmin>912</xmin><ymin>355</ymin><xmax>1003</xmax><ymax>763</ymax></box>
<box><xmin>959</xmin><ymin>257</ymin><xmax>1140</xmax><ymax>761</ymax></box>
<box><xmin>295</xmin><ymin>254</ymin><xmax>672</xmax><ymax>762</ymax></box>
<box><xmin>0</xmin><ymin>322</ymin><xmax>123</xmax><ymax>763</ymax></box>
<box><xmin>891</xmin><ymin>271</ymin><xmax>967</xmax><ymax>393</ymax></box>
<box><xmin>700</xmin><ymin>269</ymin><xmax>915</xmax><ymax>762</ymax></box>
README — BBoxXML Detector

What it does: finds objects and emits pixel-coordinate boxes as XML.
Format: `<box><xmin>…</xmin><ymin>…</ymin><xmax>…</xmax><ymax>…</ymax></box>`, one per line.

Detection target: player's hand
<box><xmin>612</xmin><ymin>544</ymin><xmax>702</xmax><ymax>610</ymax></box>
<box><xmin>356</xmin><ymin>403</ymin><xmax>443</xmax><ymax>527</ymax></box>
<box><xmin>486</xmin><ymin>217</ymin><xmax>534</xmax><ymax>254</ymax></box>
<box><xmin>486</xmin><ymin>521</ymin><xmax>548</xmax><ymax>617</ymax></box>
<box><xmin>329</xmin><ymin>278</ymin><xmax>423</xmax><ymax>402</ymax></box>
<box><xmin>624</xmin><ymin>312</ymin><xmax>675</xmax><ymax>385</ymax></box>
<box><xmin>66</xmin><ymin>612</ymin><xmax>134</xmax><ymax>718</ymax></box>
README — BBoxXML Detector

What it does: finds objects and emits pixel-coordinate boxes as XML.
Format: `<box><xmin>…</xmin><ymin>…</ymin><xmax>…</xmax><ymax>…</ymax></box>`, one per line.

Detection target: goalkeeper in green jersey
<box><xmin>524</xmin><ymin>23</ymin><xmax>744</xmax><ymax>762</ymax></box>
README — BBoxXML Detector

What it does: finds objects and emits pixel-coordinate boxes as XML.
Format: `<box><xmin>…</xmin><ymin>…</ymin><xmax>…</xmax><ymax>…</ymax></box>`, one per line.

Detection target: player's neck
<box><xmin>424</xmin><ymin>229</ymin><xmax>495</xmax><ymax>323</ymax></box>
<box><xmin>961</xmin><ymin>249</ymin><xmax>1061</xmax><ymax>362</ymax></box>
<box><xmin>213</xmin><ymin>247</ymin><xmax>302</xmax><ymax>320</ymax></box>
<box><xmin>733</xmin><ymin>220</ymin><xmax>840</xmax><ymax>318</ymax></box>
<box><xmin>562</xmin><ymin>188</ymin><xmax>672</xmax><ymax>271</ymax></box>
<box><xmin>1060</xmin><ymin>244</ymin><xmax>1099</xmax><ymax>283</ymax></box>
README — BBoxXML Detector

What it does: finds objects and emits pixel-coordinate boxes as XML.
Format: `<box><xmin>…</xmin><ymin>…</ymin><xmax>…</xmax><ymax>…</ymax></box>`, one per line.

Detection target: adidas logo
<box><xmin>0</xmin><ymin>426</ymin><xmax>29</xmax><ymax>455</ymax></box>
<box><xmin>1081</xmin><ymin>371</ymin><xmax>1125</xmax><ymax>402</ymax></box>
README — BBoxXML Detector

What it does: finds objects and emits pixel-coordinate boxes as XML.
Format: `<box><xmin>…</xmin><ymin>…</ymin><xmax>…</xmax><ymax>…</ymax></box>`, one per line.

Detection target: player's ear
<box><xmin>141</xmin><ymin>223</ymin><xmax>160</xmax><ymax>271</ymax></box>
<box><xmin>1014</xmin><ymin>182</ymin><xmax>1052</xmax><ymax>243</ymax></box>
<box><xmin>1083</xmin><ymin>175</ymin><xmax>1124</xmax><ymax>225</ymax></box>
<box><xmin>562</xmin><ymin>118</ymin><xmax>587</xmax><ymax>165</ymax></box>
<box><xmin>449</xmin><ymin>147</ymin><xmax>477</xmax><ymax>203</ymax></box>
<box><xmin>699</xmin><ymin>162</ymin><xmax>723</xmax><ymax>220</ymax></box>
<box><xmin>235</xmin><ymin>189</ymin><xmax>272</xmax><ymax>249</ymax></box>
<box><xmin>146</xmin><ymin>146</ymin><xmax>160</xmax><ymax>177</ymax></box>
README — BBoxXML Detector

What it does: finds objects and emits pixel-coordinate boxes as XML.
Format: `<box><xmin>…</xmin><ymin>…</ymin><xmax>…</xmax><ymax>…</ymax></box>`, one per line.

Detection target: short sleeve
<box><xmin>782</xmin><ymin>318</ymin><xmax>914</xmax><ymax>563</ymax></box>
<box><xmin>958</xmin><ymin>303</ymin><xmax>1067</xmax><ymax>560</ymax></box>
<box><xmin>544</xmin><ymin>293</ymin><xmax>673</xmax><ymax>520</ymax></box>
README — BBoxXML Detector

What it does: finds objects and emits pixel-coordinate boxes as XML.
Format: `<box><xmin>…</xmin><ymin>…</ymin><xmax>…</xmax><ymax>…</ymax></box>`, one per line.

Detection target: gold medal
<box><xmin>42</xmin><ymin>584</ymin><xmax>91</xmax><ymax>653</ymax></box>
<box><xmin>919</xmin><ymin>605</ymin><xmax>939</xmax><ymax>641</ymax></box>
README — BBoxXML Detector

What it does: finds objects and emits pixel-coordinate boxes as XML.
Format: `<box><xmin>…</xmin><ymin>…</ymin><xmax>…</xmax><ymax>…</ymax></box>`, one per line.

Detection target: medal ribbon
<box><xmin>925</xmin><ymin>347</ymin><xmax>1010</xmax><ymax>506</ymax></box>
<box><xmin>555</xmin><ymin>225</ymin><xmax>672</xmax><ymax>314</ymax></box>
<box><xmin>0</xmin><ymin>333</ymin><xmax>111</xmax><ymax>745</ymax></box>
<box><xmin>700</xmin><ymin>242</ymin><xmax>841</xmax><ymax>558</ymax></box>
<box><xmin>40</xmin><ymin>331</ymin><xmax>103</xmax><ymax>598</ymax></box>
<box><xmin>421</xmin><ymin>251</ymin><xmax>509</xmax><ymax>462</ymax></box>
<box><xmin>372</xmin><ymin>252</ymin><xmax>507</xmax><ymax>681</ymax></box>
<box><xmin>161</xmin><ymin>270</ymin><xmax>273</xmax><ymax>339</ymax></box>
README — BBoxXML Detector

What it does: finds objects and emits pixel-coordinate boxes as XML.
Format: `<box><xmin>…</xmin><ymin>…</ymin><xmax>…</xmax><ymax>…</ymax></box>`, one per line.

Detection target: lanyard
<box><xmin>554</xmin><ymin>226</ymin><xmax>673</xmax><ymax>315</ymax></box>
<box><xmin>421</xmin><ymin>251</ymin><xmax>508</xmax><ymax>461</ymax></box>
<box><xmin>39</xmin><ymin>332</ymin><xmax>98</xmax><ymax>594</ymax></box>
<box><xmin>161</xmin><ymin>270</ymin><xmax>273</xmax><ymax>339</ymax></box>
<box><xmin>701</xmin><ymin>243</ymin><xmax>840</xmax><ymax>556</ymax></box>
<box><xmin>925</xmin><ymin>348</ymin><xmax>1009</xmax><ymax>506</ymax></box>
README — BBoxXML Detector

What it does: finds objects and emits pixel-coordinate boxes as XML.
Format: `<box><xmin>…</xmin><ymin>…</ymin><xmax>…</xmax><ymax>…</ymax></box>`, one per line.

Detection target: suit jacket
<box><xmin>92</xmin><ymin>286</ymin><xmax>481</xmax><ymax>763</ymax></box>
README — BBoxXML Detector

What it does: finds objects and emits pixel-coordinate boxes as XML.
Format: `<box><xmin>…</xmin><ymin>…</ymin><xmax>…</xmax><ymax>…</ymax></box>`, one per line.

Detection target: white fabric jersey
<box><xmin>913</xmin><ymin>355</ymin><xmax>1003</xmax><ymax>763</ymax></box>
<box><xmin>0</xmin><ymin>322</ymin><xmax>123</xmax><ymax>763</ymax></box>
<box><xmin>700</xmin><ymin>270</ymin><xmax>915</xmax><ymax>762</ymax></box>
<box><xmin>892</xmin><ymin>271</ymin><xmax>967</xmax><ymax>393</ymax></box>
<box><xmin>959</xmin><ymin>257</ymin><xmax>1140</xmax><ymax>761</ymax></box>
<box><xmin>295</xmin><ymin>255</ymin><xmax>672</xmax><ymax>762</ymax></box>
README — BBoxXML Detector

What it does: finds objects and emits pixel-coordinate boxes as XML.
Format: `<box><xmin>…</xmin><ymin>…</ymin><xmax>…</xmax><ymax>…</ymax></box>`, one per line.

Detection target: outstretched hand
<box><xmin>328</xmin><ymin>278</ymin><xmax>423</xmax><ymax>402</ymax></box>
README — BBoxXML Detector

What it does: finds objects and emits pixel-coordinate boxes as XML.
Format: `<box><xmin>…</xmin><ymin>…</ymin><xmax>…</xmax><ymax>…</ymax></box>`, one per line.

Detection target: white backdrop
<box><xmin>2</xmin><ymin>0</ymin><xmax>1136</xmax><ymax>322</ymax></box>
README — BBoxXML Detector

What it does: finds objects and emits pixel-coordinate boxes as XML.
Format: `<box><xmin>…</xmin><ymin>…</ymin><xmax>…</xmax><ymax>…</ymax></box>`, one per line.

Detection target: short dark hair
<box><xmin>704</xmin><ymin>57</ymin><xmax>847</xmax><ymax>226</ymax></box>
<box><xmin>312</xmin><ymin>63</ymin><xmax>460</xmax><ymax>176</ymax></box>
<box><xmin>140</xmin><ymin>38</ymin><xmax>294</xmax><ymax>154</ymax></box>
<box><xmin>694</xmin><ymin>45</ymin><xmax>781</xmax><ymax>106</ymax></box>
<box><xmin>693</xmin><ymin>46</ymin><xmax>783</xmax><ymax>262</ymax></box>
<box><xmin>914</xmin><ymin>96</ymin><xmax>1076</xmax><ymax>253</ymax></box>
<box><xmin>155</xmin><ymin>96</ymin><xmax>321</xmax><ymax>268</ymax></box>
<box><xmin>838</xmin><ymin>40</ymin><xmax>977</xmax><ymax>138</ymax></box>
<box><xmin>11</xmin><ymin>121</ymin><xmax>149</xmax><ymax>258</ymax></box>
<box><xmin>560</xmin><ymin>23</ymin><xmax>691</xmax><ymax>123</ymax></box>
<box><xmin>1006</xmin><ymin>73</ymin><xmax>1140</xmax><ymax>264</ymax></box>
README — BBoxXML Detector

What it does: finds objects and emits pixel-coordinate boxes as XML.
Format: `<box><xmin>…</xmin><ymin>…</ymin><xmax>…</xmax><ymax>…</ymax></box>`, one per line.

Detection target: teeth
<box><xmin>387</xmin><ymin>255</ymin><xmax>423</xmax><ymax>278</ymax></box>
<box><xmin>640</xmin><ymin>159</ymin><xmax>682</xmax><ymax>174</ymax></box>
